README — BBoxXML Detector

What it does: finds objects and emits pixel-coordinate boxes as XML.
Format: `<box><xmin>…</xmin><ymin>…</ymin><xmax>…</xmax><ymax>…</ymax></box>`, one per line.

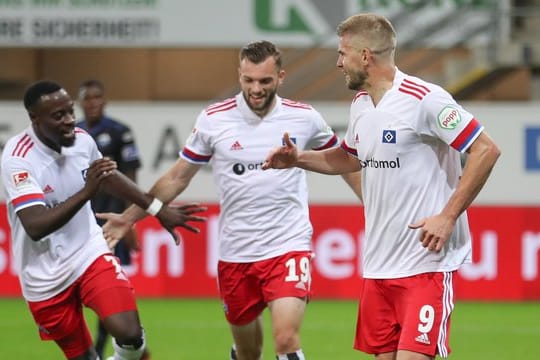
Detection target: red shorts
<box><xmin>218</xmin><ymin>251</ymin><xmax>313</xmax><ymax>325</ymax></box>
<box><xmin>354</xmin><ymin>272</ymin><xmax>455</xmax><ymax>358</ymax></box>
<box><xmin>27</xmin><ymin>254</ymin><xmax>137</xmax><ymax>358</ymax></box>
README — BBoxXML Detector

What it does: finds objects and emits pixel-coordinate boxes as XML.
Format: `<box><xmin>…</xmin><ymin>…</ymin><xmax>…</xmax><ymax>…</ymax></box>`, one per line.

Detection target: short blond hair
<box><xmin>337</xmin><ymin>13</ymin><xmax>397</xmax><ymax>53</ymax></box>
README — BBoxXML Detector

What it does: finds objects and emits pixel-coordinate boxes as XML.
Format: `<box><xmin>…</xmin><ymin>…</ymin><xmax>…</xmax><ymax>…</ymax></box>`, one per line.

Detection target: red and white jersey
<box><xmin>182</xmin><ymin>93</ymin><xmax>338</xmax><ymax>262</ymax></box>
<box><xmin>1</xmin><ymin>126</ymin><xmax>110</xmax><ymax>301</ymax></box>
<box><xmin>342</xmin><ymin>69</ymin><xmax>483</xmax><ymax>279</ymax></box>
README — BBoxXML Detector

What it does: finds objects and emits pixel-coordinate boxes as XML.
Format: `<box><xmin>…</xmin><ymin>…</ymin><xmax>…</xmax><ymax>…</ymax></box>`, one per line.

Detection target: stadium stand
<box><xmin>0</xmin><ymin>1</ymin><xmax>539</xmax><ymax>101</ymax></box>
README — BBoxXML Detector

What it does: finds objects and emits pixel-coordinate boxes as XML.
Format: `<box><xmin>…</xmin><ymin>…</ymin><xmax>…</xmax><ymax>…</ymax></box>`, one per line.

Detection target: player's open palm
<box><xmin>97</xmin><ymin>212</ymin><xmax>133</xmax><ymax>250</ymax></box>
<box><xmin>262</xmin><ymin>132</ymin><xmax>298</xmax><ymax>170</ymax></box>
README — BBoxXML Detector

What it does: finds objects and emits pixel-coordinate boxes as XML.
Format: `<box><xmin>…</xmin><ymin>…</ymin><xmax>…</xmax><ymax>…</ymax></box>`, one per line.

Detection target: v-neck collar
<box><xmin>236</xmin><ymin>92</ymin><xmax>282</xmax><ymax>123</ymax></box>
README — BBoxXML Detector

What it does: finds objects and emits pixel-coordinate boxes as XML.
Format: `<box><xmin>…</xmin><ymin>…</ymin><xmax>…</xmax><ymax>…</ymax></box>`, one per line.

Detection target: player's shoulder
<box><xmin>281</xmin><ymin>98</ymin><xmax>314</xmax><ymax>111</ymax></box>
<box><xmin>204</xmin><ymin>97</ymin><xmax>238</xmax><ymax>117</ymax></box>
<box><xmin>2</xmin><ymin>131</ymin><xmax>35</xmax><ymax>162</ymax></box>
<box><xmin>351</xmin><ymin>90</ymin><xmax>370</xmax><ymax>104</ymax></box>
<box><xmin>74</xmin><ymin>126</ymin><xmax>91</xmax><ymax>137</ymax></box>
<box><xmin>280</xmin><ymin>98</ymin><xmax>322</xmax><ymax>123</ymax></box>
<box><xmin>395</xmin><ymin>73</ymin><xmax>444</xmax><ymax>101</ymax></box>
<box><xmin>74</xmin><ymin>127</ymin><xmax>98</xmax><ymax>146</ymax></box>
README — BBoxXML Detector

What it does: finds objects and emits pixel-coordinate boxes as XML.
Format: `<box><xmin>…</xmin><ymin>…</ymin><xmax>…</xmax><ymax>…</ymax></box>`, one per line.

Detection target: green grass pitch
<box><xmin>1</xmin><ymin>298</ymin><xmax>539</xmax><ymax>359</ymax></box>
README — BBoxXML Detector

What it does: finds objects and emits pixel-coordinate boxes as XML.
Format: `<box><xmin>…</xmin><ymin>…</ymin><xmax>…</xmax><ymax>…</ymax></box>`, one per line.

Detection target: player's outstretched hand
<box><xmin>97</xmin><ymin>212</ymin><xmax>133</xmax><ymax>250</ymax></box>
<box><xmin>156</xmin><ymin>203</ymin><xmax>207</xmax><ymax>245</ymax></box>
<box><xmin>262</xmin><ymin>132</ymin><xmax>298</xmax><ymax>170</ymax></box>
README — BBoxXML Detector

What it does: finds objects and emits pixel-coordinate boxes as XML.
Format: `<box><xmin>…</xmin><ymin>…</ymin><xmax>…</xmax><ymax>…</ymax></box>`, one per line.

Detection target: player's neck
<box><xmin>253</xmin><ymin>99</ymin><xmax>277</xmax><ymax>118</ymax></box>
<box><xmin>367</xmin><ymin>67</ymin><xmax>395</xmax><ymax>106</ymax></box>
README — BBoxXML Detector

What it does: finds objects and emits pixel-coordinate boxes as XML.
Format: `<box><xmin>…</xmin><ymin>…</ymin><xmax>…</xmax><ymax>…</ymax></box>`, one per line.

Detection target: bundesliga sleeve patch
<box><xmin>186</xmin><ymin>128</ymin><xmax>197</xmax><ymax>146</ymax></box>
<box><xmin>12</xmin><ymin>171</ymin><xmax>30</xmax><ymax>187</ymax></box>
<box><xmin>437</xmin><ymin>105</ymin><xmax>462</xmax><ymax>130</ymax></box>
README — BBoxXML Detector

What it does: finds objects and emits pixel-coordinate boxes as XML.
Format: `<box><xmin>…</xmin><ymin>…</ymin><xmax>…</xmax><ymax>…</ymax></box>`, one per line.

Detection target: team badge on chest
<box><xmin>382</xmin><ymin>130</ymin><xmax>396</xmax><ymax>144</ymax></box>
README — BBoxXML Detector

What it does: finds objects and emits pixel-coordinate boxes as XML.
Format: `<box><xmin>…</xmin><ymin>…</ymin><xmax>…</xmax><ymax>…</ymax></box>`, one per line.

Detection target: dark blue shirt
<box><xmin>77</xmin><ymin>116</ymin><xmax>142</xmax><ymax>264</ymax></box>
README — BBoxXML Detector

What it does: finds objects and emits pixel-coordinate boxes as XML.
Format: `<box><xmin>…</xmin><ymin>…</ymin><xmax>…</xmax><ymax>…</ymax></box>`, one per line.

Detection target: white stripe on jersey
<box><xmin>438</xmin><ymin>272</ymin><xmax>454</xmax><ymax>358</ymax></box>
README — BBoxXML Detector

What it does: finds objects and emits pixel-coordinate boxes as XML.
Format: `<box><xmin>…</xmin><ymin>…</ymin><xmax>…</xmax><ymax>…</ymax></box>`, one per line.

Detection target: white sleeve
<box><xmin>180</xmin><ymin>110</ymin><xmax>213</xmax><ymax>164</ymax></box>
<box><xmin>419</xmin><ymin>89</ymin><xmax>483</xmax><ymax>152</ymax></box>
<box><xmin>1</xmin><ymin>157</ymin><xmax>45</xmax><ymax>212</ymax></box>
<box><xmin>89</xmin><ymin>137</ymin><xmax>102</xmax><ymax>162</ymax></box>
<box><xmin>341</xmin><ymin>101</ymin><xmax>360</xmax><ymax>158</ymax></box>
<box><xmin>77</xmin><ymin>130</ymin><xmax>102</xmax><ymax>162</ymax></box>
<box><xmin>306</xmin><ymin>109</ymin><xmax>338</xmax><ymax>150</ymax></box>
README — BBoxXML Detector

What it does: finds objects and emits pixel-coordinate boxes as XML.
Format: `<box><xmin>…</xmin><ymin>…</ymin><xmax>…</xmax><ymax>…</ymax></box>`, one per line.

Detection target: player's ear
<box><xmin>278</xmin><ymin>69</ymin><xmax>286</xmax><ymax>85</ymax></box>
<box><xmin>27</xmin><ymin>110</ymin><xmax>37</xmax><ymax>122</ymax></box>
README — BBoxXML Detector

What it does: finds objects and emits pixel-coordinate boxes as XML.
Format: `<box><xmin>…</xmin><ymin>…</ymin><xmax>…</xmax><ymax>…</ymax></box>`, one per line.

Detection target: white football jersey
<box><xmin>1</xmin><ymin>126</ymin><xmax>110</xmax><ymax>301</ymax></box>
<box><xmin>342</xmin><ymin>69</ymin><xmax>483</xmax><ymax>278</ymax></box>
<box><xmin>182</xmin><ymin>93</ymin><xmax>338</xmax><ymax>262</ymax></box>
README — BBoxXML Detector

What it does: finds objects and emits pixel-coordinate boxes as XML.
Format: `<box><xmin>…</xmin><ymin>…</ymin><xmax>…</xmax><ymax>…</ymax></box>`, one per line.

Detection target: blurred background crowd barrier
<box><xmin>1</xmin><ymin>0</ymin><xmax>539</xmax><ymax>101</ymax></box>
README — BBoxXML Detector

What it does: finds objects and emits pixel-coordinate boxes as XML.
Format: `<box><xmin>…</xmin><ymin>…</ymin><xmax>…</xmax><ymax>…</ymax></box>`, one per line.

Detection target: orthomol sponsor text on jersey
<box><xmin>232</xmin><ymin>162</ymin><xmax>265</xmax><ymax>175</ymax></box>
<box><xmin>359</xmin><ymin>157</ymin><xmax>401</xmax><ymax>169</ymax></box>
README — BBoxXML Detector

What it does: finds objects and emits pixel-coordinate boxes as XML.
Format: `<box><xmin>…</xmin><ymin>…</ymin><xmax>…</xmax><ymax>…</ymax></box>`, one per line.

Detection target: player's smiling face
<box><xmin>238</xmin><ymin>56</ymin><xmax>285</xmax><ymax>117</ymax></box>
<box><xmin>30</xmin><ymin>89</ymin><xmax>76</xmax><ymax>152</ymax></box>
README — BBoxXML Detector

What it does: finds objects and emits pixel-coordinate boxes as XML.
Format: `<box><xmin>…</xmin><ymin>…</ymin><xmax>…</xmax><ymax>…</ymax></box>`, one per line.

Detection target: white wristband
<box><xmin>145</xmin><ymin>197</ymin><xmax>163</xmax><ymax>216</ymax></box>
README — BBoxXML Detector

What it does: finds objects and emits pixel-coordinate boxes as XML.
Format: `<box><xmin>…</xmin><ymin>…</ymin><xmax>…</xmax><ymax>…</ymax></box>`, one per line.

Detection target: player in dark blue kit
<box><xmin>76</xmin><ymin>79</ymin><xmax>150</xmax><ymax>360</ymax></box>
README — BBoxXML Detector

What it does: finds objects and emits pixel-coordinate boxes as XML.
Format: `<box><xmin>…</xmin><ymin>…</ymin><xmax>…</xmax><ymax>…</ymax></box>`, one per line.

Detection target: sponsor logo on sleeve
<box><xmin>437</xmin><ymin>105</ymin><xmax>461</xmax><ymax>130</ymax></box>
<box><xmin>12</xmin><ymin>171</ymin><xmax>29</xmax><ymax>186</ymax></box>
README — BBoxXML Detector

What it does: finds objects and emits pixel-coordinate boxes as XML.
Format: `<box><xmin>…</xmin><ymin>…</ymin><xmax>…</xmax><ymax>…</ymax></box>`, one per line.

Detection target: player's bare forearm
<box><xmin>341</xmin><ymin>171</ymin><xmax>363</xmax><ymax>203</ymax></box>
<box><xmin>18</xmin><ymin>191</ymin><xmax>92</xmax><ymax>241</ymax></box>
<box><xmin>120</xmin><ymin>158</ymin><xmax>201</xmax><ymax>224</ymax></box>
<box><xmin>149</xmin><ymin>159</ymin><xmax>200</xmax><ymax>203</ymax></box>
<box><xmin>410</xmin><ymin>132</ymin><xmax>500</xmax><ymax>253</ymax></box>
<box><xmin>18</xmin><ymin>159</ymin><xmax>117</xmax><ymax>240</ymax></box>
<box><xmin>442</xmin><ymin>132</ymin><xmax>500</xmax><ymax>220</ymax></box>
<box><xmin>297</xmin><ymin>147</ymin><xmax>361</xmax><ymax>175</ymax></box>
<box><xmin>100</xmin><ymin>170</ymin><xmax>154</xmax><ymax>214</ymax></box>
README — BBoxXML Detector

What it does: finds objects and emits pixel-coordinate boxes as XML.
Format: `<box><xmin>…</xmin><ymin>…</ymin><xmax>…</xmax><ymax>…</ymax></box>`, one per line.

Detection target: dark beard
<box><xmin>243</xmin><ymin>90</ymin><xmax>276</xmax><ymax>114</ymax></box>
<box><xmin>60</xmin><ymin>137</ymin><xmax>76</xmax><ymax>147</ymax></box>
<box><xmin>347</xmin><ymin>72</ymin><xmax>367</xmax><ymax>91</ymax></box>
